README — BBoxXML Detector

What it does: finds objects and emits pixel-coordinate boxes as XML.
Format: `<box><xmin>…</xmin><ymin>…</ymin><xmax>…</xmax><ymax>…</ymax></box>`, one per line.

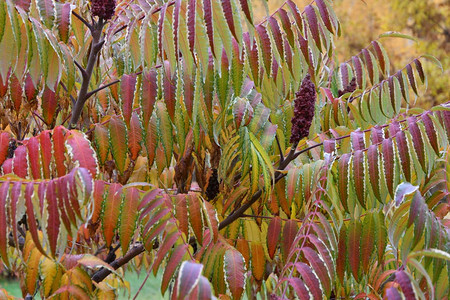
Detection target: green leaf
<box><xmin>379</xmin><ymin>31</ymin><xmax>417</xmax><ymax>42</ymax></box>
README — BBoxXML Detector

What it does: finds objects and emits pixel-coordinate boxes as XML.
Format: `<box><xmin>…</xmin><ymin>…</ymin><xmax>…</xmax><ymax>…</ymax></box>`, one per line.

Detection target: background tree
<box><xmin>0</xmin><ymin>0</ymin><xmax>449</xmax><ymax>299</ymax></box>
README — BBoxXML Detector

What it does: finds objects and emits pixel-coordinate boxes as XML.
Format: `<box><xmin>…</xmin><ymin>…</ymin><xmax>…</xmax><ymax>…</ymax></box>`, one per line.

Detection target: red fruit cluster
<box><xmin>290</xmin><ymin>74</ymin><xmax>316</xmax><ymax>145</ymax></box>
<box><xmin>91</xmin><ymin>0</ymin><xmax>116</xmax><ymax>20</ymax></box>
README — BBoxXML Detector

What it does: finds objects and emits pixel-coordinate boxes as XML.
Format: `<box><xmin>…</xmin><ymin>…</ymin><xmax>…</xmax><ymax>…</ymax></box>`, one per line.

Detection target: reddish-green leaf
<box><xmin>156</xmin><ymin>101</ymin><xmax>173</xmax><ymax>167</ymax></box>
<box><xmin>353</xmin><ymin>150</ymin><xmax>365</xmax><ymax>208</ymax></box>
<box><xmin>316</xmin><ymin>0</ymin><xmax>333</xmax><ymax>33</ymax></box>
<box><xmin>413</xmin><ymin>59</ymin><xmax>425</xmax><ymax>83</ymax></box>
<box><xmin>361</xmin><ymin>214</ymin><xmax>375</xmax><ymax>273</ymax></box>
<box><xmin>141</xmin><ymin>69</ymin><xmax>158</xmax><ymax>126</ymax></box>
<box><xmin>268</xmin><ymin>16</ymin><xmax>283</xmax><ymax>58</ymax></box>
<box><xmin>362</xmin><ymin>49</ymin><xmax>374</xmax><ymax>84</ymax></box>
<box><xmin>101</xmin><ymin>183</ymin><xmax>122</xmax><ymax>247</ymax></box>
<box><xmin>56</xmin><ymin>3</ymin><xmax>71</xmax><ymax>43</ymax></box>
<box><xmin>90</xmin><ymin>180</ymin><xmax>105</xmax><ymax>224</ymax></box>
<box><xmin>145</xmin><ymin>116</ymin><xmax>157</xmax><ymax>167</ymax></box>
<box><xmin>24</xmin><ymin>138</ymin><xmax>40</xmax><ymax>178</ymax></box>
<box><xmin>66</xmin><ymin>130</ymin><xmax>98</xmax><ymax>178</ymax></box>
<box><xmin>224</xmin><ymin>249</ymin><xmax>246</xmax><ymax>299</ymax></box>
<box><xmin>267</xmin><ymin>216</ymin><xmax>282</xmax><ymax>259</ymax></box>
<box><xmin>93</xmin><ymin>124</ymin><xmax>109</xmax><ymax>165</ymax></box>
<box><xmin>238</xmin><ymin>0</ymin><xmax>252</xmax><ymax>23</ymax></box>
<box><xmin>109</xmin><ymin>116</ymin><xmax>128</xmax><ymax>175</ymax></box>
<box><xmin>203</xmin><ymin>0</ymin><xmax>215</xmax><ymax>57</ymax></box>
<box><xmin>119</xmin><ymin>187</ymin><xmax>140</xmax><ymax>253</ymax></box>
<box><xmin>371</xmin><ymin>41</ymin><xmax>386</xmax><ymax>75</ymax></box>
<box><xmin>161</xmin><ymin>244</ymin><xmax>188</xmax><ymax>294</ymax></box>
<box><xmin>348</xmin><ymin>219</ymin><xmax>361</xmax><ymax>281</ymax></box>
<box><xmin>203</xmin><ymin>200</ymin><xmax>219</xmax><ymax>243</ymax></box>
<box><xmin>163</xmin><ymin>62</ymin><xmax>176</xmax><ymax>121</ymax></box>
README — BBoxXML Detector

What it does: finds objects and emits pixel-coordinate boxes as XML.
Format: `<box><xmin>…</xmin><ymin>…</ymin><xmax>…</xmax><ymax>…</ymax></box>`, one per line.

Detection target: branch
<box><xmin>74</xmin><ymin>60</ymin><xmax>87</xmax><ymax>79</ymax></box>
<box><xmin>91</xmin><ymin>243</ymin><xmax>145</xmax><ymax>283</ymax></box>
<box><xmin>71</xmin><ymin>11</ymin><xmax>93</xmax><ymax>31</ymax></box>
<box><xmin>85</xmin><ymin>79</ymin><xmax>120</xmax><ymax>100</ymax></box>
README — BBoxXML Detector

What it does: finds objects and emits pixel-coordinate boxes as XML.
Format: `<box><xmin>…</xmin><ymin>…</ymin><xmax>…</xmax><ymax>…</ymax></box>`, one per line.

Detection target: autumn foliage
<box><xmin>0</xmin><ymin>0</ymin><xmax>449</xmax><ymax>299</ymax></box>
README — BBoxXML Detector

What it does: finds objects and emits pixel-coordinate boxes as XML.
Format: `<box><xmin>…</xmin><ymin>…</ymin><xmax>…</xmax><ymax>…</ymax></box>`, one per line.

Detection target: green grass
<box><xmin>0</xmin><ymin>270</ymin><xmax>166</xmax><ymax>299</ymax></box>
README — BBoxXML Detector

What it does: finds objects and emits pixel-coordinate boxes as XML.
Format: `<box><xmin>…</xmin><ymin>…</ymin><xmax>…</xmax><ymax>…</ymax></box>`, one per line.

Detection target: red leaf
<box><xmin>255</xmin><ymin>25</ymin><xmax>272</xmax><ymax>76</ymax></box>
<box><xmin>277</xmin><ymin>9</ymin><xmax>294</xmax><ymax>48</ymax></box>
<box><xmin>1</xmin><ymin>158</ymin><xmax>12</xmax><ymax>174</ymax></box>
<box><xmin>294</xmin><ymin>262</ymin><xmax>322</xmax><ymax>299</ymax></box>
<box><xmin>57</xmin><ymin>3</ymin><xmax>71</xmax><ymax>43</ymax></box>
<box><xmin>153</xmin><ymin>230</ymin><xmax>181</xmax><ymax>274</ymax></box>
<box><xmin>38</xmin><ymin>131</ymin><xmax>52</xmax><ymax>179</ymax></box>
<box><xmin>352</xmin><ymin>56</ymin><xmax>363</xmax><ymax>88</ymax></box>
<box><xmin>221</xmin><ymin>0</ymin><xmax>236</xmax><ymax>40</ymax></box>
<box><xmin>163</xmin><ymin>62</ymin><xmax>176</xmax><ymax>121</ymax></box>
<box><xmin>177</xmin><ymin>261</ymin><xmax>203</xmax><ymax>299</ymax></box>
<box><xmin>9</xmin><ymin>182</ymin><xmax>21</xmax><ymax>249</ymax></box>
<box><xmin>53</xmin><ymin>126</ymin><xmax>67</xmax><ymax>177</ymax></box>
<box><xmin>371</xmin><ymin>41</ymin><xmax>385</xmax><ymax>74</ymax></box>
<box><xmin>66</xmin><ymin>130</ymin><xmax>98</xmax><ymax>178</ymax></box>
<box><xmin>203</xmin><ymin>200</ymin><xmax>219</xmax><ymax>243</ymax></box>
<box><xmin>287</xmin><ymin>278</ymin><xmax>310</xmax><ymax>300</ymax></box>
<box><xmin>382</xmin><ymin>138</ymin><xmax>395</xmax><ymax>197</ymax></box>
<box><xmin>41</xmin><ymin>86</ymin><xmax>57</xmax><ymax>125</ymax></box>
<box><xmin>282</xmin><ymin>219</ymin><xmax>298</xmax><ymax>260</ymax></box>
<box><xmin>267</xmin><ymin>216</ymin><xmax>282</xmax><ymax>259</ymax></box>
<box><xmin>351</xmin><ymin>130</ymin><xmax>365</xmax><ymax>151</ymax></box>
<box><xmin>413</xmin><ymin>59</ymin><xmax>425</xmax><ymax>83</ymax></box>
<box><xmin>238</xmin><ymin>0</ymin><xmax>252</xmax><ymax>23</ymax></box>
<box><xmin>224</xmin><ymin>249</ymin><xmax>246</xmax><ymax>299</ymax></box>
<box><xmin>24</xmin><ymin>73</ymin><xmax>37</xmax><ymax>103</ymax></box>
<box><xmin>46</xmin><ymin>181</ymin><xmax>60</xmax><ymax>257</ymax></box>
<box><xmin>128</xmin><ymin>112</ymin><xmax>143</xmax><ymax>161</ymax></box>
<box><xmin>385</xmin><ymin>287</ymin><xmax>402</xmax><ymax>300</ymax></box>
<box><xmin>13</xmin><ymin>145</ymin><xmax>28</xmax><ymax>178</ymax></box>
<box><xmin>395</xmin><ymin>131</ymin><xmax>411</xmax><ymax>182</ymax></box>
<box><xmin>101</xmin><ymin>183</ymin><xmax>122</xmax><ymax>247</ymax></box>
<box><xmin>243</xmin><ymin>33</ymin><xmax>259</xmax><ymax>84</ymax></box>
<box><xmin>203</xmin><ymin>0</ymin><xmax>215</xmax><ymax>57</ymax></box>
<box><xmin>121</xmin><ymin>74</ymin><xmax>137</xmax><ymax>126</ymax></box>
<box><xmin>196</xmin><ymin>276</ymin><xmax>213</xmax><ymax>300</ymax></box>
<box><xmin>316</xmin><ymin>0</ymin><xmax>333</xmax><ymax>33</ymax></box>
<box><xmin>174</xmin><ymin>194</ymin><xmax>188</xmax><ymax>237</ymax></box>
<box><xmin>362</xmin><ymin>49</ymin><xmax>374</xmax><ymax>84</ymax></box>
<box><xmin>0</xmin><ymin>182</ymin><xmax>9</xmax><ymax>267</ymax></box>
<box><xmin>90</xmin><ymin>181</ymin><xmax>105</xmax><ymax>224</ymax></box>
<box><xmin>395</xmin><ymin>270</ymin><xmax>416</xmax><ymax>299</ymax></box>
<box><xmin>0</xmin><ymin>132</ymin><xmax>10</xmax><ymax>166</ymax></box>
<box><xmin>286</xmin><ymin>0</ymin><xmax>303</xmax><ymax>33</ymax></box>
<box><xmin>302</xmin><ymin>247</ymin><xmax>331</xmax><ymax>295</ymax></box>
<box><xmin>405</xmin><ymin>64</ymin><xmax>417</xmax><ymax>95</ymax></box>
<box><xmin>367</xmin><ymin>145</ymin><xmax>381</xmax><ymax>201</ymax></box>
<box><xmin>422</xmin><ymin>112</ymin><xmax>439</xmax><ymax>155</ymax></box>
<box><xmin>348</xmin><ymin>219</ymin><xmax>361</xmax><ymax>281</ymax></box>
<box><xmin>161</xmin><ymin>244</ymin><xmax>188</xmax><ymax>294</ymax></box>
<box><xmin>353</xmin><ymin>150</ymin><xmax>366</xmax><ymax>208</ymax></box>
<box><xmin>188</xmin><ymin>193</ymin><xmax>203</xmax><ymax>245</ymax></box>
<box><xmin>25</xmin><ymin>137</ymin><xmax>41</xmax><ymax>179</ymax></box>
<box><xmin>305</xmin><ymin>5</ymin><xmax>321</xmax><ymax>51</ymax></box>
<box><xmin>9</xmin><ymin>73</ymin><xmax>22</xmax><ymax>112</ymax></box>
<box><xmin>268</xmin><ymin>16</ymin><xmax>284</xmax><ymax>58</ymax></box>
<box><xmin>408</xmin><ymin>117</ymin><xmax>425</xmax><ymax>172</ymax></box>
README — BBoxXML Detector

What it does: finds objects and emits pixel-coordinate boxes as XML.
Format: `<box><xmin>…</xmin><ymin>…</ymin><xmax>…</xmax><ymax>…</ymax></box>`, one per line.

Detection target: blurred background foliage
<box><xmin>255</xmin><ymin>0</ymin><xmax>449</xmax><ymax>108</ymax></box>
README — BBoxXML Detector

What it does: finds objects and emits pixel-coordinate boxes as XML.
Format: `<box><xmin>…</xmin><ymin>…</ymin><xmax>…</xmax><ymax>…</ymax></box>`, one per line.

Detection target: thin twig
<box><xmin>59</xmin><ymin>82</ymin><xmax>77</xmax><ymax>105</ymax></box>
<box><xmin>85</xmin><ymin>79</ymin><xmax>120</xmax><ymax>100</ymax></box>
